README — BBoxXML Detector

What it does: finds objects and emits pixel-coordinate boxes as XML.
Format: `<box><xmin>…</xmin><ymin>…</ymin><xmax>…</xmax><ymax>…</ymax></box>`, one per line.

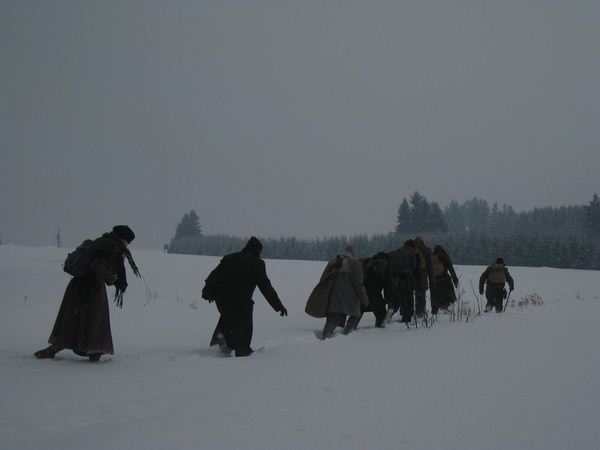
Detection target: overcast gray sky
<box><xmin>2</xmin><ymin>0</ymin><xmax>599</xmax><ymax>248</ymax></box>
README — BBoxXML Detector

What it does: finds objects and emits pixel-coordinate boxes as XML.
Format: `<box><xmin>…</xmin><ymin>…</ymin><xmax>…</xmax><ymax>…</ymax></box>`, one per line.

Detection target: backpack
<box><xmin>202</xmin><ymin>266</ymin><xmax>224</xmax><ymax>301</ymax></box>
<box><xmin>366</xmin><ymin>257</ymin><xmax>388</xmax><ymax>280</ymax></box>
<box><xmin>202</xmin><ymin>253</ymin><xmax>243</xmax><ymax>301</ymax></box>
<box><xmin>487</xmin><ymin>263</ymin><xmax>507</xmax><ymax>284</ymax></box>
<box><xmin>432</xmin><ymin>253</ymin><xmax>445</xmax><ymax>277</ymax></box>
<box><xmin>63</xmin><ymin>239</ymin><xmax>94</xmax><ymax>277</ymax></box>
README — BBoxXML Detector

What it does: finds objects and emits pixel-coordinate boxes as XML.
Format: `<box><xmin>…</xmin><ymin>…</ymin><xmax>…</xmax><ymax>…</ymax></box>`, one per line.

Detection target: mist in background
<box><xmin>2</xmin><ymin>1</ymin><xmax>599</xmax><ymax>248</ymax></box>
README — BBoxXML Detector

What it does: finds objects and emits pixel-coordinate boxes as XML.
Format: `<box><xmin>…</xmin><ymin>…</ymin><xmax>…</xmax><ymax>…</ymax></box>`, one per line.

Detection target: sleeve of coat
<box><xmin>448</xmin><ymin>262</ymin><xmax>459</xmax><ymax>285</ymax></box>
<box><xmin>479</xmin><ymin>268</ymin><xmax>489</xmax><ymax>292</ymax></box>
<box><xmin>352</xmin><ymin>259</ymin><xmax>369</xmax><ymax>307</ymax></box>
<box><xmin>505</xmin><ymin>268</ymin><xmax>515</xmax><ymax>290</ymax></box>
<box><xmin>254</xmin><ymin>259</ymin><xmax>285</xmax><ymax>312</ymax></box>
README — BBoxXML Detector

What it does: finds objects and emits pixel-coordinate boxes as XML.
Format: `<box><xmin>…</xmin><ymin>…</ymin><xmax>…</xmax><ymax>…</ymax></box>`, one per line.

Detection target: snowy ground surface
<box><xmin>1</xmin><ymin>245</ymin><xmax>599</xmax><ymax>450</ymax></box>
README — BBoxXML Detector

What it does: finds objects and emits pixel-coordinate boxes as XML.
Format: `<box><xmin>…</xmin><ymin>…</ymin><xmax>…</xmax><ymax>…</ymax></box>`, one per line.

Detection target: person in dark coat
<box><xmin>34</xmin><ymin>225</ymin><xmax>139</xmax><ymax>362</ymax></box>
<box><xmin>321</xmin><ymin>245</ymin><xmax>369</xmax><ymax>338</ymax></box>
<box><xmin>353</xmin><ymin>252</ymin><xmax>389</xmax><ymax>329</ymax></box>
<box><xmin>431</xmin><ymin>245</ymin><xmax>459</xmax><ymax>314</ymax></box>
<box><xmin>414</xmin><ymin>235</ymin><xmax>435</xmax><ymax>318</ymax></box>
<box><xmin>385</xmin><ymin>240</ymin><xmax>419</xmax><ymax>323</ymax></box>
<box><xmin>479</xmin><ymin>257</ymin><xmax>515</xmax><ymax>313</ymax></box>
<box><xmin>208</xmin><ymin>237</ymin><xmax>288</xmax><ymax>356</ymax></box>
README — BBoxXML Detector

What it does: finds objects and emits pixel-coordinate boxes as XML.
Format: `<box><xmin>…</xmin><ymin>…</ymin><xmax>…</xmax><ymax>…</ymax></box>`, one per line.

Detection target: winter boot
<box><xmin>235</xmin><ymin>347</ymin><xmax>254</xmax><ymax>357</ymax></box>
<box><xmin>88</xmin><ymin>354</ymin><xmax>102</xmax><ymax>362</ymax></box>
<box><xmin>216</xmin><ymin>333</ymin><xmax>232</xmax><ymax>355</ymax></box>
<box><xmin>34</xmin><ymin>346</ymin><xmax>57</xmax><ymax>359</ymax></box>
<box><xmin>385</xmin><ymin>309</ymin><xmax>394</xmax><ymax>323</ymax></box>
<box><xmin>342</xmin><ymin>316</ymin><xmax>359</xmax><ymax>335</ymax></box>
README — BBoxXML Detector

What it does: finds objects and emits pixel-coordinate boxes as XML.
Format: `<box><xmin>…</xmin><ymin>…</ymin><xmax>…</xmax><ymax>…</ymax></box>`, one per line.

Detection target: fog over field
<box><xmin>2</xmin><ymin>1</ymin><xmax>600</xmax><ymax>247</ymax></box>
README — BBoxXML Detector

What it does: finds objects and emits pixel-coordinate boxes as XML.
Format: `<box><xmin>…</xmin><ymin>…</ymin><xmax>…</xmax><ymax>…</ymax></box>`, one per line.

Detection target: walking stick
<box><xmin>502</xmin><ymin>289</ymin><xmax>513</xmax><ymax>313</ymax></box>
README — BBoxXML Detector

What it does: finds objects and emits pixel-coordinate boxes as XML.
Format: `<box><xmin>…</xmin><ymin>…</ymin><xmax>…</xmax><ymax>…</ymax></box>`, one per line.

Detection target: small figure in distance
<box><xmin>480</xmin><ymin>257</ymin><xmax>515</xmax><ymax>313</ymax></box>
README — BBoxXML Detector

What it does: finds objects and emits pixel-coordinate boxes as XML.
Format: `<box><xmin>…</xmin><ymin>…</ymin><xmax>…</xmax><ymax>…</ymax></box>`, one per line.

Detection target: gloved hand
<box><xmin>279</xmin><ymin>306</ymin><xmax>288</xmax><ymax>317</ymax></box>
<box><xmin>479</xmin><ymin>289</ymin><xmax>484</xmax><ymax>296</ymax></box>
<box><xmin>114</xmin><ymin>277</ymin><xmax>128</xmax><ymax>293</ymax></box>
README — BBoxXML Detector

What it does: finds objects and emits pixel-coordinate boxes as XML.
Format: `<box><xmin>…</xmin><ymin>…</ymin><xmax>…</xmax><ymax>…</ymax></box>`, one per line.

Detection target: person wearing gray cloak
<box><xmin>322</xmin><ymin>245</ymin><xmax>369</xmax><ymax>338</ymax></box>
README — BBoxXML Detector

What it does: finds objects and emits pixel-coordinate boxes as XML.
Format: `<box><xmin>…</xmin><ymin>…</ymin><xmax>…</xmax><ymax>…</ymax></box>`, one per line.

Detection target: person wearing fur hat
<box><xmin>320</xmin><ymin>244</ymin><xmax>369</xmax><ymax>338</ymax></box>
<box><xmin>479</xmin><ymin>257</ymin><xmax>515</xmax><ymax>313</ymax></box>
<box><xmin>207</xmin><ymin>237</ymin><xmax>288</xmax><ymax>356</ymax></box>
<box><xmin>34</xmin><ymin>225</ymin><xmax>140</xmax><ymax>362</ymax></box>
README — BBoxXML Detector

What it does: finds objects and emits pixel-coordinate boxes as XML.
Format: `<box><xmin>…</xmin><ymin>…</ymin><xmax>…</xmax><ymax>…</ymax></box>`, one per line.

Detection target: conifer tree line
<box><xmin>169</xmin><ymin>194</ymin><xmax>600</xmax><ymax>270</ymax></box>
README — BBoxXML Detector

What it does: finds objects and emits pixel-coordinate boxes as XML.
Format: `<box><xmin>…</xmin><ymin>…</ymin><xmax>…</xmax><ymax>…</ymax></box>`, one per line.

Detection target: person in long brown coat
<box><xmin>431</xmin><ymin>245</ymin><xmax>459</xmax><ymax>314</ymax></box>
<box><xmin>34</xmin><ymin>225</ymin><xmax>139</xmax><ymax>362</ymax></box>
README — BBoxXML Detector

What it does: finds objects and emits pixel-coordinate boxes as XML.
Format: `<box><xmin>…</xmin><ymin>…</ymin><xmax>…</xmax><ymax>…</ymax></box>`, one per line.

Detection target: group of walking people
<box><xmin>34</xmin><ymin>227</ymin><xmax>514</xmax><ymax>361</ymax></box>
<box><xmin>307</xmin><ymin>235</ymin><xmax>515</xmax><ymax>339</ymax></box>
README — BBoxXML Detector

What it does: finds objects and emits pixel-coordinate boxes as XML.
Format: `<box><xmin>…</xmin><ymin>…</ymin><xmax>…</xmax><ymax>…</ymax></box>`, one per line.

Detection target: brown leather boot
<box><xmin>34</xmin><ymin>346</ymin><xmax>57</xmax><ymax>359</ymax></box>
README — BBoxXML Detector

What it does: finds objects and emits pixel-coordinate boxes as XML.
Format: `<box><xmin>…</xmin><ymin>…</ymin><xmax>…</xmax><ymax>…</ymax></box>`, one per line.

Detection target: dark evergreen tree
<box><xmin>444</xmin><ymin>199</ymin><xmax>465</xmax><ymax>233</ymax></box>
<box><xmin>395</xmin><ymin>191</ymin><xmax>447</xmax><ymax>233</ymax></box>
<box><xmin>425</xmin><ymin>201</ymin><xmax>448</xmax><ymax>232</ymax></box>
<box><xmin>410</xmin><ymin>191</ymin><xmax>430</xmax><ymax>229</ymax></box>
<box><xmin>174</xmin><ymin>210</ymin><xmax>202</xmax><ymax>240</ymax></box>
<box><xmin>395</xmin><ymin>198</ymin><xmax>412</xmax><ymax>234</ymax></box>
<box><xmin>462</xmin><ymin>198</ymin><xmax>490</xmax><ymax>232</ymax></box>
<box><xmin>583</xmin><ymin>194</ymin><xmax>600</xmax><ymax>235</ymax></box>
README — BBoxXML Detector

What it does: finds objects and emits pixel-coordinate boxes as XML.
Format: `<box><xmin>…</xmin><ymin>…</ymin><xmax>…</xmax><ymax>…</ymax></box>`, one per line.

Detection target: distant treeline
<box><xmin>169</xmin><ymin>232</ymin><xmax>600</xmax><ymax>270</ymax></box>
<box><xmin>168</xmin><ymin>194</ymin><xmax>600</xmax><ymax>270</ymax></box>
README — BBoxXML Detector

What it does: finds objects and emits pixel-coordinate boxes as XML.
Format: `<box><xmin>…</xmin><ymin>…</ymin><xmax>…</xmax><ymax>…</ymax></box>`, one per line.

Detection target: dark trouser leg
<box><xmin>366</xmin><ymin>285</ymin><xmax>387</xmax><ymax>328</ymax></box>
<box><xmin>343</xmin><ymin>316</ymin><xmax>360</xmax><ymax>335</ymax></box>
<box><xmin>494</xmin><ymin>296</ymin><xmax>503</xmax><ymax>312</ymax></box>
<box><xmin>485</xmin><ymin>284</ymin><xmax>503</xmax><ymax>312</ymax></box>
<box><xmin>373</xmin><ymin>301</ymin><xmax>387</xmax><ymax>328</ymax></box>
<box><xmin>415</xmin><ymin>288</ymin><xmax>426</xmax><ymax>317</ymax></box>
<box><xmin>235</xmin><ymin>316</ymin><xmax>253</xmax><ymax>356</ymax></box>
<box><xmin>384</xmin><ymin>276</ymin><xmax>400</xmax><ymax>314</ymax></box>
<box><xmin>323</xmin><ymin>313</ymin><xmax>344</xmax><ymax>339</ymax></box>
<box><xmin>431</xmin><ymin>285</ymin><xmax>439</xmax><ymax>314</ymax></box>
<box><xmin>399</xmin><ymin>278</ymin><xmax>414</xmax><ymax>323</ymax></box>
<box><xmin>234</xmin><ymin>308</ymin><xmax>254</xmax><ymax>356</ymax></box>
<box><xmin>400</xmin><ymin>293</ymin><xmax>414</xmax><ymax>323</ymax></box>
<box><xmin>494</xmin><ymin>289</ymin><xmax>506</xmax><ymax>312</ymax></box>
<box><xmin>352</xmin><ymin>312</ymin><xmax>364</xmax><ymax>329</ymax></box>
<box><xmin>218</xmin><ymin>301</ymin><xmax>254</xmax><ymax>356</ymax></box>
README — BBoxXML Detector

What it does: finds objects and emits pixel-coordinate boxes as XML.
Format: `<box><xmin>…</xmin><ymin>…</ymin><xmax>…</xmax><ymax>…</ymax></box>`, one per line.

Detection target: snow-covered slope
<box><xmin>1</xmin><ymin>246</ymin><xmax>599</xmax><ymax>450</ymax></box>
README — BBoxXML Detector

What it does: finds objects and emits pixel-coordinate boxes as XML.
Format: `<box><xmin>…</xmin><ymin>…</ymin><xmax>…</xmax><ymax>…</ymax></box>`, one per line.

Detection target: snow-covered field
<box><xmin>1</xmin><ymin>245</ymin><xmax>599</xmax><ymax>450</ymax></box>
